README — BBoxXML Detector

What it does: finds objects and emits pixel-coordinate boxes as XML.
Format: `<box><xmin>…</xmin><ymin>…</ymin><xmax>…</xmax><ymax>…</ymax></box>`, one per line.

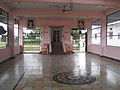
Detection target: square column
<box><xmin>101</xmin><ymin>16</ymin><xmax>107</xmax><ymax>55</ymax></box>
<box><xmin>63</xmin><ymin>26</ymin><xmax>73</xmax><ymax>53</ymax></box>
<box><xmin>19</xmin><ymin>18</ymin><xmax>26</xmax><ymax>52</ymax></box>
<box><xmin>101</xmin><ymin>16</ymin><xmax>107</xmax><ymax>47</ymax></box>
<box><xmin>8</xmin><ymin>13</ymin><xmax>14</xmax><ymax>57</ymax></box>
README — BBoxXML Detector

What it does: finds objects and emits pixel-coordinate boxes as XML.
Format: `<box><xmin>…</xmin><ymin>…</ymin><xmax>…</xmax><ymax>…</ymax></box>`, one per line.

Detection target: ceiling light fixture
<box><xmin>51</xmin><ymin>0</ymin><xmax>73</xmax><ymax>12</ymax></box>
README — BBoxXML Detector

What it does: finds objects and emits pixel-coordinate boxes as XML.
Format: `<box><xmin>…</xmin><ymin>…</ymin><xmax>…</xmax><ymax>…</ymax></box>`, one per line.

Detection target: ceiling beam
<box><xmin>1</xmin><ymin>0</ymin><xmax>120</xmax><ymax>7</ymax></box>
<box><xmin>12</xmin><ymin>8</ymin><xmax>104</xmax><ymax>18</ymax></box>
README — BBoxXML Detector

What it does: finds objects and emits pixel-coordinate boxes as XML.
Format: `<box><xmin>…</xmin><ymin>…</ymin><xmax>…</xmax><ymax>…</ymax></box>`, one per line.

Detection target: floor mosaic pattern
<box><xmin>53</xmin><ymin>72</ymin><xmax>96</xmax><ymax>85</ymax></box>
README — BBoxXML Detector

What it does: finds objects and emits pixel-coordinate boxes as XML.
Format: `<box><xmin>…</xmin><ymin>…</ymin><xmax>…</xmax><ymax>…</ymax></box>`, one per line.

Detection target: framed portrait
<box><xmin>27</xmin><ymin>18</ymin><xmax>35</xmax><ymax>29</ymax></box>
<box><xmin>78</xmin><ymin>20</ymin><xmax>84</xmax><ymax>30</ymax></box>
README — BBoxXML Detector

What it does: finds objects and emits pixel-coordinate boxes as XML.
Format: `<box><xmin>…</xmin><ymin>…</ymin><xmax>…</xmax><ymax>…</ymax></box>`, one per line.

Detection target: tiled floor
<box><xmin>0</xmin><ymin>53</ymin><xmax>120</xmax><ymax>90</ymax></box>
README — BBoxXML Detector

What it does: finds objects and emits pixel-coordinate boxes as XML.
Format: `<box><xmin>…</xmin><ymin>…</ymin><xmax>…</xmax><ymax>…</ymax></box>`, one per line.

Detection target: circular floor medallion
<box><xmin>53</xmin><ymin>72</ymin><xmax>96</xmax><ymax>85</ymax></box>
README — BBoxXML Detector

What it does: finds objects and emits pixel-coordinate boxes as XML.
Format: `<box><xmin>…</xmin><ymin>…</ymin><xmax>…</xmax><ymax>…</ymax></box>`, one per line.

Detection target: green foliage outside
<box><xmin>71</xmin><ymin>30</ymin><xmax>85</xmax><ymax>40</ymax></box>
<box><xmin>71</xmin><ymin>30</ymin><xmax>85</xmax><ymax>52</ymax></box>
<box><xmin>26</xmin><ymin>28</ymin><xmax>43</xmax><ymax>39</ymax></box>
<box><xmin>0</xmin><ymin>36</ymin><xmax>8</xmax><ymax>48</ymax></box>
<box><xmin>24</xmin><ymin>28</ymin><xmax>43</xmax><ymax>52</ymax></box>
<box><xmin>71</xmin><ymin>30</ymin><xmax>80</xmax><ymax>40</ymax></box>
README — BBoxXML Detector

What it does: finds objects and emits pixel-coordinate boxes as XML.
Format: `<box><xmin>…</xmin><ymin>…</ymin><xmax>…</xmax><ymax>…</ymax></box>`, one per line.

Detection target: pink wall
<box><xmin>1</xmin><ymin>1</ymin><xmax>120</xmax><ymax>61</ymax></box>
<box><xmin>36</xmin><ymin>18</ymin><xmax>77</xmax><ymax>27</ymax></box>
<box><xmin>35</xmin><ymin>18</ymin><xmax>77</xmax><ymax>52</ymax></box>
<box><xmin>18</xmin><ymin>8</ymin><xmax>120</xmax><ymax>60</ymax></box>
<box><xmin>87</xmin><ymin>45</ymin><xmax>102</xmax><ymax>55</ymax></box>
<box><xmin>87</xmin><ymin>8</ymin><xmax>120</xmax><ymax>60</ymax></box>
<box><xmin>102</xmin><ymin>9</ymin><xmax>120</xmax><ymax>60</ymax></box>
<box><xmin>103</xmin><ymin>46</ymin><xmax>120</xmax><ymax>60</ymax></box>
<box><xmin>19</xmin><ymin>17</ymin><xmax>77</xmax><ymax>53</ymax></box>
<box><xmin>0</xmin><ymin>4</ymin><xmax>22</xmax><ymax>63</ymax></box>
<box><xmin>0</xmin><ymin>48</ymin><xmax>11</xmax><ymax>63</ymax></box>
<box><xmin>14</xmin><ymin>46</ymin><xmax>21</xmax><ymax>55</ymax></box>
<box><xmin>39</xmin><ymin>18</ymin><xmax>77</xmax><ymax>52</ymax></box>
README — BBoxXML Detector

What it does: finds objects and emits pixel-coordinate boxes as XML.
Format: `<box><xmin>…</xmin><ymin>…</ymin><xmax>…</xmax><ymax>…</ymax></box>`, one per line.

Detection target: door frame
<box><xmin>50</xmin><ymin>26</ymin><xmax>63</xmax><ymax>43</ymax></box>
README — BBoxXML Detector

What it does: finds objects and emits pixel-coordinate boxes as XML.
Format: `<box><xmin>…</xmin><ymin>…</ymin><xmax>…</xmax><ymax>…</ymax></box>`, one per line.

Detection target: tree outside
<box><xmin>71</xmin><ymin>29</ymin><xmax>85</xmax><ymax>52</ymax></box>
<box><xmin>23</xmin><ymin>28</ymin><xmax>43</xmax><ymax>52</ymax></box>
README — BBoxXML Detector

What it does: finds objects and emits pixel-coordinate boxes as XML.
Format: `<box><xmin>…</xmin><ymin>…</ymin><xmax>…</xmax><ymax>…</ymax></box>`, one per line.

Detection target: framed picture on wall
<box><xmin>27</xmin><ymin>18</ymin><xmax>35</xmax><ymax>29</ymax></box>
<box><xmin>78</xmin><ymin>20</ymin><xmax>84</xmax><ymax>30</ymax></box>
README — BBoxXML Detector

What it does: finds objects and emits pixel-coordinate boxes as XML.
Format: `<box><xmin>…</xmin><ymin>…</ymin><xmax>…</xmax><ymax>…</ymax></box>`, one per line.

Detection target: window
<box><xmin>118</xmin><ymin>33</ymin><xmax>120</xmax><ymax>39</ymax></box>
<box><xmin>14</xmin><ymin>19</ymin><xmax>19</xmax><ymax>45</ymax></box>
<box><xmin>107</xmin><ymin>11</ymin><xmax>120</xmax><ymax>47</ymax></box>
<box><xmin>91</xmin><ymin>19</ymin><xmax>101</xmax><ymax>45</ymax></box>
<box><xmin>109</xmin><ymin>32</ymin><xmax>113</xmax><ymax>39</ymax></box>
<box><xmin>0</xmin><ymin>8</ymin><xmax>8</xmax><ymax>48</ymax></box>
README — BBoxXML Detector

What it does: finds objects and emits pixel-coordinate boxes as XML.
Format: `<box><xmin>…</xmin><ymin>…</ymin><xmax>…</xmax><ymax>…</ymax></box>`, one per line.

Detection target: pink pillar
<box><xmin>63</xmin><ymin>26</ymin><xmax>73</xmax><ymax>52</ymax></box>
<box><xmin>19</xmin><ymin>18</ymin><xmax>26</xmax><ymax>52</ymax></box>
<box><xmin>41</xmin><ymin>26</ymin><xmax>52</xmax><ymax>53</ymax></box>
<box><xmin>63</xmin><ymin>26</ymin><xmax>71</xmax><ymax>43</ymax></box>
<box><xmin>36</xmin><ymin>17</ymin><xmax>41</xmax><ymax>28</ymax></box>
<box><xmin>101</xmin><ymin>15</ymin><xmax>107</xmax><ymax>55</ymax></box>
<box><xmin>9</xmin><ymin>13</ymin><xmax>15</xmax><ymax>57</ymax></box>
<box><xmin>42</xmin><ymin>26</ymin><xmax>50</xmax><ymax>44</ymax></box>
<box><xmin>86</xmin><ymin>19</ymin><xmax>92</xmax><ymax>47</ymax></box>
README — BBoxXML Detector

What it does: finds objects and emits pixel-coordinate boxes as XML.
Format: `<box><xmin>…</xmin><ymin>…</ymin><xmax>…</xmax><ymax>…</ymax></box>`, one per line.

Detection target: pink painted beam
<box><xmin>12</xmin><ymin>8</ymin><xmax>104</xmax><ymax>18</ymax></box>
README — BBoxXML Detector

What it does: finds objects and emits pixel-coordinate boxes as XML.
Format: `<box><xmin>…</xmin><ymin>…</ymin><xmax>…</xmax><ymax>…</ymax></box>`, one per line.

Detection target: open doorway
<box><xmin>51</xmin><ymin>26</ymin><xmax>64</xmax><ymax>54</ymax></box>
<box><xmin>23</xmin><ymin>28</ymin><xmax>42</xmax><ymax>53</ymax></box>
<box><xmin>71</xmin><ymin>29</ymin><xmax>87</xmax><ymax>52</ymax></box>
<box><xmin>51</xmin><ymin>27</ymin><xmax>62</xmax><ymax>43</ymax></box>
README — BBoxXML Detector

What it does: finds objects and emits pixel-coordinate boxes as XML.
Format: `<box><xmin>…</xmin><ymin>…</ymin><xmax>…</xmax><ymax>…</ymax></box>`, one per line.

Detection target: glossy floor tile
<box><xmin>0</xmin><ymin>53</ymin><xmax>120</xmax><ymax>90</ymax></box>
